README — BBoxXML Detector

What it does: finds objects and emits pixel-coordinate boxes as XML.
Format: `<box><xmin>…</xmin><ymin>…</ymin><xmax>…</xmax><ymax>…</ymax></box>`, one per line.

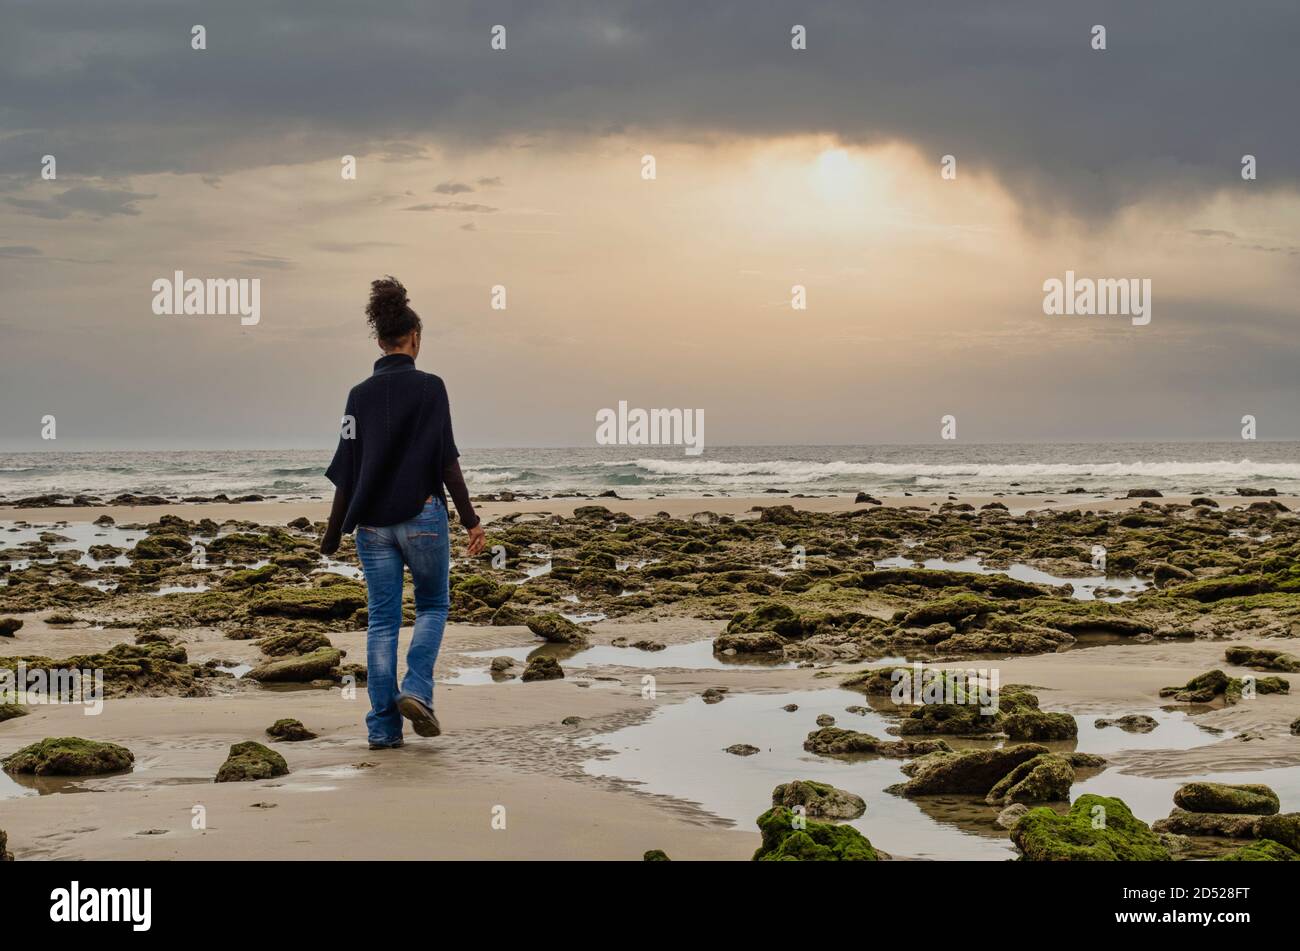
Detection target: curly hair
<box><xmin>366</xmin><ymin>276</ymin><xmax>422</xmax><ymax>347</ymax></box>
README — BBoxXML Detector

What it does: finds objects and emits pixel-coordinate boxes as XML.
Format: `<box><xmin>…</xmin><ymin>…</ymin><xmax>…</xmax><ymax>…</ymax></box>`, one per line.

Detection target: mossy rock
<box><xmin>900</xmin><ymin>594</ymin><xmax>999</xmax><ymax>627</ymax></box>
<box><xmin>266</xmin><ymin>718</ymin><xmax>317</xmax><ymax>742</ymax></box>
<box><xmin>130</xmin><ymin>534</ymin><xmax>192</xmax><ymax>561</ymax></box>
<box><xmin>1159</xmin><ymin>669</ymin><xmax>1231</xmax><ymax>703</ymax></box>
<box><xmin>1151</xmin><ymin>809</ymin><xmax>1260</xmax><ymax>839</ymax></box>
<box><xmin>0</xmin><ymin>617</ymin><xmax>22</xmax><ymax>637</ymax></box>
<box><xmin>901</xmin><ymin>744</ymin><xmax>1049</xmax><ymax>796</ymax></box>
<box><xmin>643</xmin><ymin>849</ymin><xmax>671</xmax><ymax>861</ymax></box>
<box><xmin>245</xmin><ymin>647</ymin><xmax>342</xmax><ymax>683</ymax></box>
<box><xmin>0</xmin><ymin>642</ymin><xmax>206</xmax><ymax>699</ymax></box>
<box><xmin>771</xmin><ymin>779</ymin><xmax>866</xmax><ymax>820</ymax></box>
<box><xmin>489</xmin><ymin>604</ymin><xmax>528</xmax><ymax>626</ymax></box>
<box><xmin>753</xmin><ymin>806</ymin><xmax>878</xmax><ymax>861</ymax></box>
<box><xmin>257</xmin><ymin>630</ymin><xmax>333</xmax><ymax>657</ymax></box>
<box><xmin>452</xmin><ymin>574</ymin><xmax>514</xmax><ymax>609</ymax></box>
<box><xmin>520</xmin><ymin>655</ymin><xmax>564</xmax><ymax>682</ymax></box>
<box><xmin>1215</xmin><ymin>839</ymin><xmax>1299</xmax><ymax>861</ymax></box>
<box><xmin>1173</xmin><ymin>782</ymin><xmax>1279</xmax><ymax>816</ymax></box>
<box><xmin>0</xmin><ymin>703</ymin><xmax>30</xmax><ymax>723</ymax></box>
<box><xmin>248</xmin><ymin>584</ymin><xmax>367</xmax><ymax>620</ymax></box>
<box><xmin>1224</xmin><ymin>646</ymin><xmax>1300</xmax><ymax>673</ymax></box>
<box><xmin>1001</xmin><ymin>710</ymin><xmax>1078</xmax><ymax>741</ymax></box>
<box><xmin>986</xmin><ymin>753</ymin><xmax>1074</xmax><ymax>805</ymax></box>
<box><xmin>2</xmin><ymin>736</ymin><xmax>134</xmax><ymax>776</ymax></box>
<box><xmin>1012</xmin><ymin>794</ymin><xmax>1171</xmax><ymax>861</ymax></box>
<box><xmin>0</xmin><ymin>827</ymin><xmax>11</xmax><ymax>861</ymax></box>
<box><xmin>1254</xmin><ymin>813</ymin><xmax>1300</xmax><ymax>853</ymax></box>
<box><xmin>525</xmin><ymin>613</ymin><xmax>588</xmax><ymax>645</ymax></box>
<box><xmin>215</xmin><ymin>741</ymin><xmax>289</xmax><ymax>782</ymax></box>
<box><xmin>222</xmin><ymin>564</ymin><xmax>281</xmax><ymax>590</ymax></box>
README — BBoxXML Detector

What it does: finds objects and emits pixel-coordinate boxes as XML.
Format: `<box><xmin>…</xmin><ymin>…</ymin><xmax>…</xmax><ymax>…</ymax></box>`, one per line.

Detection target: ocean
<box><xmin>2</xmin><ymin>443</ymin><xmax>1299</xmax><ymax>502</ymax></box>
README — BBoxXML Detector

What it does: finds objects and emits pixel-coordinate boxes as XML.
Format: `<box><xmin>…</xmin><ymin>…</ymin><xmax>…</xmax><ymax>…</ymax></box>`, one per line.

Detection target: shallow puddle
<box><xmin>461</xmin><ymin>639</ymin><xmax>803</xmax><ymax>673</ymax></box>
<box><xmin>575</xmin><ymin>687</ymin><xmax>1258</xmax><ymax>860</ymax></box>
<box><xmin>873</xmin><ymin>555</ymin><xmax>1147</xmax><ymax>601</ymax></box>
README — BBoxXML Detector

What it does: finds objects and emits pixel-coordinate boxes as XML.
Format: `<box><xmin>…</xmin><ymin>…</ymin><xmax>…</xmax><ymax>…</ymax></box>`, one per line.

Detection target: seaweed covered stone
<box><xmin>1215</xmin><ymin>839</ymin><xmax>1299</xmax><ymax>861</ymax></box>
<box><xmin>248</xmin><ymin>584</ymin><xmax>367</xmax><ymax>620</ymax></box>
<box><xmin>0</xmin><ymin>617</ymin><xmax>22</xmax><ymax>637</ymax></box>
<box><xmin>525</xmin><ymin>613</ymin><xmax>589</xmax><ymax>645</ymax></box>
<box><xmin>898</xmin><ymin>744</ymin><xmax>1050</xmax><ymax>796</ymax></box>
<box><xmin>266</xmin><ymin>718</ymin><xmax>317</xmax><ymax>742</ymax></box>
<box><xmin>0</xmin><ymin>703</ymin><xmax>30</xmax><ymax>723</ymax></box>
<box><xmin>2</xmin><ymin>736</ymin><xmax>134</xmax><ymax>776</ymax></box>
<box><xmin>215</xmin><ymin>741</ymin><xmax>289</xmax><ymax>782</ymax></box>
<box><xmin>1173</xmin><ymin>782</ymin><xmax>1279</xmax><ymax>816</ymax></box>
<box><xmin>643</xmin><ymin>849</ymin><xmax>671</xmax><ymax>861</ymax></box>
<box><xmin>753</xmin><ymin>806</ymin><xmax>878</xmax><ymax>861</ymax></box>
<box><xmin>246</xmin><ymin>647</ymin><xmax>343</xmax><ymax>683</ymax></box>
<box><xmin>985</xmin><ymin>753</ymin><xmax>1074</xmax><ymax>805</ymax></box>
<box><xmin>520</xmin><ymin>655</ymin><xmax>564</xmax><ymax>682</ymax></box>
<box><xmin>771</xmin><ymin>779</ymin><xmax>866</xmax><ymax>820</ymax></box>
<box><xmin>1012</xmin><ymin>794</ymin><xmax>1171</xmax><ymax>861</ymax></box>
<box><xmin>1254</xmin><ymin>813</ymin><xmax>1300</xmax><ymax>853</ymax></box>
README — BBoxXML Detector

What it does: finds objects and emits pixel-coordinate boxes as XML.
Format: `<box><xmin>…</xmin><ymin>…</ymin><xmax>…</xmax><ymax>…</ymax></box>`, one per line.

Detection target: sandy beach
<box><xmin>3</xmin><ymin>492</ymin><xmax>1299</xmax><ymax>861</ymax></box>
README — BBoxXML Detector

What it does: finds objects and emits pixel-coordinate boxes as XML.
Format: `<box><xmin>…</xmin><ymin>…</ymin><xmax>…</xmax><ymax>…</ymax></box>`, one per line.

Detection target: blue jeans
<box><xmin>355</xmin><ymin>498</ymin><xmax>450</xmax><ymax>744</ymax></box>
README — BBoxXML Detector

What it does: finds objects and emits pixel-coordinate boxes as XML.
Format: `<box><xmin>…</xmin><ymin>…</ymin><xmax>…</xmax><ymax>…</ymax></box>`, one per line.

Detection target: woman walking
<box><xmin>321</xmin><ymin>277</ymin><xmax>486</xmax><ymax>749</ymax></box>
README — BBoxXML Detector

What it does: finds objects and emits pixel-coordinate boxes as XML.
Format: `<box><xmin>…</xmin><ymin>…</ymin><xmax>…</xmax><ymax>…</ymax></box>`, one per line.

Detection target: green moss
<box><xmin>986</xmin><ymin>753</ymin><xmax>1074</xmax><ymax>805</ymax></box>
<box><xmin>0</xmin><ymin>703</ymin><xmax>30</xmax><ymax>723</ymax></box>
<box><xmin>215</xmin><ymin>741</ymin><xmax>289</xmax><ymax>782</ymax></box>
<box><xmin>222</xmin><ymin>564</ymin><xmax>280</xmax><ymax>590</ymax></box>
<box><xmin>248</xmin><ymin>584</ymin><xmax>366</xmax><ymax>620</ymax></box>
<box><xmin>771</xmin><ymin>779</ymin><xmax>866</xmax><ymax>819</ymax></box>
<box><xmin>2</xmin><ymin>736</ymin><xmax>134</xmax><ymax>776</ymax></box>
<box><xmin>1012</xmin><ymin>794</ymin><xmax>1171</xmax><ymax>861</ymax></box>
<box><xmin>525</xmin><ymin>613</ymin><xmax>588</xmax><ymax>645</ymax></box>
<box><xmin>752</xmin><ymin>806</ymin><xmax>879</xmax><ymax>861</ymax></box>
<box><xmin>245</xmin><ymin>647</ymin><xmax>342</xmax><ymax>683</ymax></box>
<box><xmin>1215</xmin><ymin>839</ymin><xmax>1299</xmax><ymax>861</ymax></box>
<box><xmin>899</xmin><ymin>594</ymin><xmax>999</xmax><ymax>627</ymax></box>
<box><xmin>520</xmin><ymin>655</ymin><xmax>564</xmax><ymax>682</ymax></box>
<box><xmin>643</xmin><ymin>849</ymin><xmax>671</xmax><ymax>861</ymax></box>
<box><xmin>1173</xmin><ymin>782</ymin><xmax>1279</xmax><ymax>816</ymax></box>
<box><xmin>1254</xmin><ymin>814</ymin><xmax>1300</xmax><ymax>853</ymax></box>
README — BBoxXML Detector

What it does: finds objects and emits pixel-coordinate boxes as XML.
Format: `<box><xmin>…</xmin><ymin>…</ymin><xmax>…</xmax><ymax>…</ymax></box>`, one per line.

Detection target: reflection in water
<box><xmin>873</xmin><ymin>555</ymin><xmax>1147</xmax><ymax>601</ymax></box>
<box><xmin>575</xmin><ymin>687</ymin><xmax>1260</xmax><ymax>860</ymax></box>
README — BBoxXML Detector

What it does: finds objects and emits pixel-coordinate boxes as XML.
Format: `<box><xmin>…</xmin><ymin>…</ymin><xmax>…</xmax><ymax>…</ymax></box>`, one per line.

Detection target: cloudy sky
<box><xmin>1</xmin><ymin>0</ymin><xmax>1297</xmax><ymax>450</ymax></box>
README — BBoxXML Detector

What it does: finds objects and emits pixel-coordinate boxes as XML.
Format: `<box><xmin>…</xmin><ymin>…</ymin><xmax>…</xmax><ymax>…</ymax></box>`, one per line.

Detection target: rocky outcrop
<box><xmin>2</xmin><ymin>736</ymin><xmax>134</xmax><ymax>776</ymax></box>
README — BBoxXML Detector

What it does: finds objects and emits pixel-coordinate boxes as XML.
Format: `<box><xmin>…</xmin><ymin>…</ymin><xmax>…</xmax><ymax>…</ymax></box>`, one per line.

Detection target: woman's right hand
<box><xmin>466</xmin><ymin>523</ymin><xmax>486</xmax><ymax>557</ymax></box>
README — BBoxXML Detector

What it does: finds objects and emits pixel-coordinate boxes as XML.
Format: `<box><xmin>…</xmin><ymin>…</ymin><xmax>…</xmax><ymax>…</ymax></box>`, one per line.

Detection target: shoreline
<box><xmin>3</xmin><ymin>492</ymin><xmax>1297</xmax><ymax>526</ymax></box>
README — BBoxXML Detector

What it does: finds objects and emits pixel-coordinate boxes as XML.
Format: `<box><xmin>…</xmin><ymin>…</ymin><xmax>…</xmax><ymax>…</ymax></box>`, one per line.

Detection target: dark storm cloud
<box><xmin>5</xmin><ymin>185</ymin><xmax>156</xmax><ymax>219</ymax></box>
<box><xmin>1</xmin><ymin>1</ymin><xmax>1296</xmax><ymax>219</ymax></box>
<box><xmin>403</xmin><ymin>201</ymin><xmax>497</xmax><ymax>213</ymax></box>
